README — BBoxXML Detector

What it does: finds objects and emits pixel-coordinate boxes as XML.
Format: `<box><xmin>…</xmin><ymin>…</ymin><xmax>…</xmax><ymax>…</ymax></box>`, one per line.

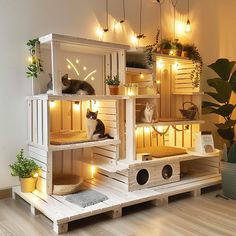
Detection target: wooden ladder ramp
<box><xmin>12</xmin><ymin>174</ymin><xmax>221</xmax><ymax>234</ymax></box>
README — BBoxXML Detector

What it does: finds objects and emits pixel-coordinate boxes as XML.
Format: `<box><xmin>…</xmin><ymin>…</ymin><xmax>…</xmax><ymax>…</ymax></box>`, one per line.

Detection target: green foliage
<box><xmin>26</xmin><ymin>38</ymin><xmax>43</xmax><ymax>79</ymax></box>
<box><xmin>105</xmin><ymin>75</ymin><xmax>120</xmax><ymax>86</ymax></box>
<box><xmin>159</xmin><ymin>38</ymin><xmax>172</xmax><ymax>49</ymax></box>
<box><xmin>9</xmin><ymin>149</ymin><xmax>41</xmax><ymax>178</ymax></box>
<box><xmin>182</xmin><ymin>44</ymin><xmax>203</xmax><ymax>88</ymax></box>
<box><xmin>227</xmin><ymin>141</ymin><xmax>236</xmax><ymax>163</ymax></box>
<box><xmin>203</xmin><ymin>58</ymin><xmax>236</xmax><ymax>144</ymax></box>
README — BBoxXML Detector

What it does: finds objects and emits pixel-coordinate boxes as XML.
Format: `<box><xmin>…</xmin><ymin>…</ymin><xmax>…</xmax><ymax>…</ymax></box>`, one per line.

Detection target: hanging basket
<box><xmin>179</xmin><ymin>102</ymin><xmax>198</xmax><ymax>120</ymax></box>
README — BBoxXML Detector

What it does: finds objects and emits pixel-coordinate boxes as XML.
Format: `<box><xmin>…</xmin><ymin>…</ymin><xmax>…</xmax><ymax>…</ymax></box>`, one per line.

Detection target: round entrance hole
<box><xmin>162</xmin><ymin>165</ymin><xmax>173</xmax><ymax>179</ymax></box>
<box><xmin>136</xmin><ymin>169</ymin><xmax>149</xmax><ymax>185</ymax></box>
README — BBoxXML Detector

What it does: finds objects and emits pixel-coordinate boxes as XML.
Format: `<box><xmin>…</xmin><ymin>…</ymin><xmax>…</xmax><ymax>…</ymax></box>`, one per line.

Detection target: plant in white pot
<box><xmin>202</xmin><ymin>58</ymin><xmax>236</xmax><ymax>199</ymax></box>
<box><xmin>9</xmin><ymin>149</ymin><xmax>41</xmax><ymax>193</ymax></box>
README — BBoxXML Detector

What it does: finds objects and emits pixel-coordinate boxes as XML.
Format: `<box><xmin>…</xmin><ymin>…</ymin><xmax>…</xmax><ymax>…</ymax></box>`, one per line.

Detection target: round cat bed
<box><xmin>53</xmin><ymin>175</ymin><xmax>84</xmax><ymax>195</ymax></box>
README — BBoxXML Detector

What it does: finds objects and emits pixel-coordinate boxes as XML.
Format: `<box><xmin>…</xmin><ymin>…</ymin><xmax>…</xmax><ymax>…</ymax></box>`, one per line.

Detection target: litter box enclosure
<box><xmin>128</xmin><ymin>159</ymin><xmax>180</xmax><ymax>191</ymax></box>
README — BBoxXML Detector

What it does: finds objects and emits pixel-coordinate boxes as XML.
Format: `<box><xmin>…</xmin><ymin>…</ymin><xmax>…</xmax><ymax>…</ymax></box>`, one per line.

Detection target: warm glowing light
<box><xmin>73</xmin><ymin>102</ymin><xmax>80</xmax><ymax>111</ymax></box>
<box><xmin>68</xmin><ymin>77</ymin><xmax>72</xmax><ymax>80</ymax></box>
<box><xmin>169</xmin><ymin>50</ymin><xmax>174</xmax><ymax>56</ymax></box>
<box><xmin>130</xmin><ymin>35</ymin><xmax>138</xmax><ymax>47</ymax></box>
<box><xmin>49</xmin><ymin>100</ymin><xmax>55</xmax><ymax>108</ymax></box>
<box><xmin>144</xmin><ymin>127</ymin><xmax>150</xmax><ymax>133</ymax></box>
<box><xmin>84</xmin><ymin>70</ymin><xmax>97</xmax><ymax>81</ymax></box>
<box><xmin>157</xmin><ymin>126</ymin><xmax>164</xmax><ymax>133</ymax></box>
<box><xmin>91</xmin><ymin>165</ymin><xmax>96</xmax><ymax>178</ymax></box>
<box><xmin>173</xmin><ymin>63</ymin><xmax>179</xmax><ymax>70</ymax></box>
<box><xmin>66</xmin><ymin>59</ymin><xmax>80</xmax><ymax>76</ymax></box>
<box><xmin>176</xmin><ymin>20</ymin><xmax>186</xmax><ymax>35</ymax></box>
<box><xmin>140</xmin><ymin>73</ymin><xmax>144</xmax><ymax>79</ymax></box>
<box><xmin>113</xmin><ymin>20</ymin><xmax>122</xmax><ymax>31</ymax></box>
<box><xmin>157</xmin><ymin>80</ymin><xmax>161</xmax><ymax>84</ymax></box>
<box><xmin>91</xmin><ymin>76</ymin><xmax>95</xmax><ymax>81</ymax></box>
<box><xmin>33</xmin><ymin>173</ymin><xmax>39</xmax><ymax>178</ymax></box>
<box><xmin>83</xmin><ymin>66</ymin><xmax>87</xmax><ymax>71</ymax></box>
<box><xmin>185</xmin><ymin>19</ymin><xmax>191</xmax><ymax>33</ymax></box>
<box><xmin>76</xmin><ymin>59</ymin><xmax>79</xmax><ymax>64</ymax></box>
<box><xmin>92</xmin><ymin>100</ymin><xmax>99</xmax><ymax>110</ymax></box>
<box><xmin>28</xmin><ymin>56</ymin><xmax>33</xmax><ymax>63</ymax></box>
<box><xmin>96</xmin><ymin>27</ymin><xmax>104</xmax><ymax>40</ymax></box>
<box><xmin>156</xmin><ymin>60</ymin><xmax>164</xmax><ymax>69</ymax></box>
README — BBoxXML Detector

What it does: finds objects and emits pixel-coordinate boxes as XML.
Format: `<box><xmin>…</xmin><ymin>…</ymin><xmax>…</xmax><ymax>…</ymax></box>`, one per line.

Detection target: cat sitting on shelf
<box><xmin>47</xmin><ymin>74</ymin><xmax>95</xmax><ymax>95</ymax></box>
<box><xmin>141</xmin><ymin>102</ymin><xmax>155</xmax><ymax>123</ymax></box>
<box><xmin>86</xmin><ymin>108</ymin><xmax>113</xmax><ymax>140</ymax></box>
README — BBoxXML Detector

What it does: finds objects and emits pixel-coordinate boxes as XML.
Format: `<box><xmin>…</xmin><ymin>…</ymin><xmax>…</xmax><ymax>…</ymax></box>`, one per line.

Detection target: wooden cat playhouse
<box><xmin>13</xmin><ymin>34</ymin><xmax>221</xmax><ymax>234</ymax></box>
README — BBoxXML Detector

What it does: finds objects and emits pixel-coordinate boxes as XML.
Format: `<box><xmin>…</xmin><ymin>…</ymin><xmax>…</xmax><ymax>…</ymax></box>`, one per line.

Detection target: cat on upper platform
<box><xmin>47</xmin><ymin>74</ymin><xmax>95</xmax><ymax>95</ymax></box>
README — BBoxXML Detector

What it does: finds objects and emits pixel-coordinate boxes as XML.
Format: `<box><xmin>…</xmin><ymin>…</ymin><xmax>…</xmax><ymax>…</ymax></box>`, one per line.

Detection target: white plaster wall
<box><xmin>0</xmin><ymin>0</ymin><xmax>235</xmax><ymax>189</ymax></box>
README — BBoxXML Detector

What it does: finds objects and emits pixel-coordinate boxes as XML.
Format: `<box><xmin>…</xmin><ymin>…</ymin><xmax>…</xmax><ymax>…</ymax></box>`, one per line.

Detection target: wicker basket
<box><xmin>179</xmin><ymin>102</ymin><xmax>198</xmax><ymax>120</ymax></box>
<box><xmin>53</xmin><ymin>175</ymin><xmax>84</xmax><ymax>195</ymax></box>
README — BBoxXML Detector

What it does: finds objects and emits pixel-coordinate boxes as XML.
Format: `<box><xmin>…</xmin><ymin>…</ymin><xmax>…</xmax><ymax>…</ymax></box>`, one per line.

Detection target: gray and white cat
<box><xmin>47</xmin><ymin>74</ymin><xmax>95</xmax><ymax>95</ymax></box>
<box><xmin>86</xmin><ymin>108</ymin><xmax>113</xmax><ymax>140</ymax></box>
<box><xmin>141</xmin><ymin>102</ymin><xmax>154</xmax><ymax>123</ymax></box>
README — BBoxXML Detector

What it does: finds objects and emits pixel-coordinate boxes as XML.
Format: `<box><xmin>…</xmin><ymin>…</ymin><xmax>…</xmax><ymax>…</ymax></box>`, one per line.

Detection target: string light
<box><xmin>91</xmin><ymin>165</ymin><xmax>96</xmax><ymax>178</ymax></box>
<box><xmin>73</xmin><ymin>101</ymin><xmax>80</xmax><ymax>111</ymax></box>
<box><xmin>76</xmin><ymin>59</ymin><xmax>79</xmax><ymax>64</ymax></box>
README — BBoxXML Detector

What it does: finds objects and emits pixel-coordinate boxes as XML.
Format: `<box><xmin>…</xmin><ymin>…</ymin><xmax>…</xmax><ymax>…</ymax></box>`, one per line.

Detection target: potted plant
<box><xmin>182</xmin><ymin>44</ymin><xmax>203</xmax><ymax>88</ymax></box>
<box><xmin>105</xmin><ymin>75</ymin><xmax>120</xmax><ymax>95</ymax></box>
<box><xmin>202</xmin><ymin>58</ymin><xmax>236</xmax><ymax>199</ymax></box>
<box><xmin>9</xmin><ymin>149</ymin><xmax>41</xmax><ymax>193</ymax></box>
<box><xmin>171</xmin><ymin>39</ymin><xmax>183</xmax><ymax>57</ymax></box>
<box><xmin>158</xmin><ymin>38</ymin><xmax>172</xmax><ymax>55</ymax></box>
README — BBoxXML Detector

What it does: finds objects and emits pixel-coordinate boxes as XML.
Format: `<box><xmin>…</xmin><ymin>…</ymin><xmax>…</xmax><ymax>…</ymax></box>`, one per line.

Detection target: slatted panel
<box><xmin>28</xmin><ymin>100</ymin><xmax>33</xmax><ymax>143</ymax></box>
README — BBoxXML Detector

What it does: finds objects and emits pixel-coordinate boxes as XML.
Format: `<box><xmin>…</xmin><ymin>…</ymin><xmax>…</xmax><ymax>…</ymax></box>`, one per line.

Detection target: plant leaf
<box><xmin>226</xmin><ymin>119</ymin><xmax>236</xmax><ymax>127</ymax></box>
<box><xmin>229</xmin><ymin>70</ymin><xmax>236</xmax><ymax>93</ymax></box>
<box><xmin>205</xmin><ymin>92</ymin><xmax>228</xmax><ymax>103</ymax></box>
<box><xmin>208</xmin><ymin>58</ymin><xmax>235</xmax><ymax>81</ymax></box>
<box><xmin>207</xmin><ymin>78</ymin><xmax>232</xmax><ymax>101</ymax></box>
<box><xmin>202</xmin><ymin>107</ymin><xmax>217</xmax><ymax>114</ymax></box>
<box><xmin>214</xmin><ymin>123</ymin><xmax>230</xmax><ymax>130</ymax></box>
<box><xmin>217</xmin><ymin>128</ymin><xmax>234</xmax><ymax>141</ymax></box>
<box><xmin>202</xmin><ymin>101</ymin><xmax>220</xmax><ymax>108</ymax></box>
<box><xmin>214</xmin><ymin>104</ymin><xmax>235</xmax><ymax>118</ymax></box>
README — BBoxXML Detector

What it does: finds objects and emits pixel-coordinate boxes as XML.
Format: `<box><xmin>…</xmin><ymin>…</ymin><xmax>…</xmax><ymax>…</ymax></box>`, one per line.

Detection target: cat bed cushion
<box><xmin>53</xmin><ymin>175</ymin><xmax>84</xmax><ymax>195</ymax></box>
<box><xmin>65</xmin><ymin>189</ymin><xmax>108</xmax><ymax>208</ymax></box>
<box><xmin>137</xmin><ymin>146</ymin><xmax>187</xmax><ymax>158</ymax></box>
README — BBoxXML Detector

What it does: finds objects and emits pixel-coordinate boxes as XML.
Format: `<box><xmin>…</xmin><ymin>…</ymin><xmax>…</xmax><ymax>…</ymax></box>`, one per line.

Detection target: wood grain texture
<box><xmin>2</xmin><ymin>190</ymin><xmax>236</xmax><ymax>235</ymax></box>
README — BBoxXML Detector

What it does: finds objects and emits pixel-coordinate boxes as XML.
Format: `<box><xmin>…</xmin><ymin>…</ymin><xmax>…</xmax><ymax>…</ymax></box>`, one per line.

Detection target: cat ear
<box><xmin>87</xmin><ymin>108</ymin><xmax>90</xmax><ymax>114</ymax></box>
<box><xmin>95</xmin><ymin>111</ymin><xmax>98</xmax><ymax>115</ymax></box>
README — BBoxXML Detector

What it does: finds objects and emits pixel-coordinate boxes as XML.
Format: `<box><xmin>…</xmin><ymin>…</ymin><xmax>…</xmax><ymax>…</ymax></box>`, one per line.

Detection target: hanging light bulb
<box><xmin>185</xmin><ymin>0</ymin><xmax>191</xmax><ymax>33</ymax></box>
<box><xmin>103</xmin><ymin>0</ymin><xmax>109</xmax><ymax>32</ymax></box>
<box><xmin>120</xmin><ymin>0</ymin><xmax>126</xmax><ymax>23</ymax></box>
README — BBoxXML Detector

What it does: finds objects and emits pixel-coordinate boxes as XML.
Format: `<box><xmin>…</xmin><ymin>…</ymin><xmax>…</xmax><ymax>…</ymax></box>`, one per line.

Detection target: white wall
<box><xmin>0</xmin><ymin>0</ymin><xmax>235</xmax><ymax>189</ymax></box>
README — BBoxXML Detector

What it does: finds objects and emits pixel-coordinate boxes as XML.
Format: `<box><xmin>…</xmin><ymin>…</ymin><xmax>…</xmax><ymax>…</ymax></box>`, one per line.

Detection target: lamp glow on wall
<box><xmin>185</xmin><ymin>0</ymin><xmax>191</xmax><ymax>33</ymax></box>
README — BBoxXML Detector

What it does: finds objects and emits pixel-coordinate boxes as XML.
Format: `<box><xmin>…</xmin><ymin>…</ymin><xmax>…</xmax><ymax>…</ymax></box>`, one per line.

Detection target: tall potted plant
<box><xmin>105</xmin><ymin>75</ymin><xmax>120</xmax><ymax>95</ymax></box>
<box><xmin>202</xmin><ymin>58</ymin><xmax>236</xmax><ymax>199</ymax></box>
<box><xmin>9</xmin><ymin>149</ymin><xmax>41</xmax><ymax>192</ymax></box>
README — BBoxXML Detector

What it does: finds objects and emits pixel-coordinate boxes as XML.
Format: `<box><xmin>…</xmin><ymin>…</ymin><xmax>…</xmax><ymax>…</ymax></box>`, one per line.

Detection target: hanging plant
<box><xmin>182</xmin><ymin>44</ymin><xmax>203</xmax><ymax>88</ymax></box>
<box><xmin>26</xmin><ymin>38</ymin><xmax>43</xmax><ymax>79</ymax></box>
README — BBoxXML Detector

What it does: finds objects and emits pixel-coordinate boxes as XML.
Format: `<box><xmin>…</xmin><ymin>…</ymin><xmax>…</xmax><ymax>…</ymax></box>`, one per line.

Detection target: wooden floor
<box><xmin>1</xmin><ymin>189</ymin><xmax>236</xmax><ymax>236</ymax></box>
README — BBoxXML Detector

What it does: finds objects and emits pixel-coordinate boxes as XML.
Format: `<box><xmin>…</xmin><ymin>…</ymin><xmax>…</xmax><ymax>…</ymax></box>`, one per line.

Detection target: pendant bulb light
<box><xmin>104</xmin><ymin>0</ymin><xmax>109</xmax><ymax>32</ymax></box>
<box><xmin>120</xmin><ymin>0</ymin><xmax>125</xmax><ymax>23</ymax></box>
<box><xmin>185</xmin><ymin>0</ymin><xmax>191</xmax><ymax>33</ymax></box>
<box><xmin>136</xmin><ymin>0</ymin><xmax>146</xmax><ymax>39</ymax></box>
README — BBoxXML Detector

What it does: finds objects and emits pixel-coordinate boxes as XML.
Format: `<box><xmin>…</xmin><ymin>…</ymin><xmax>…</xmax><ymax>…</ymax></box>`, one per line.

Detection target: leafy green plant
<box><xmin>172</xmin><ymin>39</ymin><xmax>183</xmax><ymax>50</ymax></box>
<box><xmin>9</xmin><ymin>149</ymin><xmax>41</xmax><ymax>178</ymax></box>
<box><xmin>202</xmin><ymin>58</ymin><xmax>236</xmax><ymax>146</ymax></box>
<box><xmin>159</xmin><ymin>38</ymin><xmax>172</xmax><ymax>50</ymax></box>
<box><xmin>227</xmin><ymin>141</ymin><xmax>236</xmax><ymax>163</ymax></box>
<box><xmin>182</xmin><ymin>44</ymin><xmax>203</xmax><ymax>88</ymax></box>
<box><xmin>105</xmin><ymin>75</ymin><xmax>120</xmax><ymax>86</ymax></box>
<box><xmin>26</xmin><ymin>38</ymin><xmax>43</xmax><ymax>78</ymax></box>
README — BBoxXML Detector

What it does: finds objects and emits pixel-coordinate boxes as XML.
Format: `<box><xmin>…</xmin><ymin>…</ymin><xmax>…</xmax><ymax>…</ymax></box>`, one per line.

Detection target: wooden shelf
<box><xmin>136</xmin><ymin>119</ymin><xmax>205</xmax><ymax>128</ymax></box>
<box><xmin>27</xmin><ymin>94</ymin><xmax>160</xmax><ymax>101</ymax></box>
<box><xmin>153</xmin><ymin>53</ymin><xmax>191</xmax><ymax>63</ymax></box>
<box><xmin>126</xmin><ymin>67</ymin><xmax>153</xmax><ymax>75</ymax></box>
<box><xmin>172</xmin><ymin>92</ymin><xmax>204</xmax><ymax>96</ymax></box>
<box><xmin>49</xmin><ymin>139</ymin><xmax>120</xmax><ymax>151</ymax></box>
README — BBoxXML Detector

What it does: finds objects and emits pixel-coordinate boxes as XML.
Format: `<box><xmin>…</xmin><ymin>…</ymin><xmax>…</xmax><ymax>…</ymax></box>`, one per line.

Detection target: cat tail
<box><xmin>99</xmin><ymin>133</ymin><xmax>114</xmax><ymax>139</ymax></box>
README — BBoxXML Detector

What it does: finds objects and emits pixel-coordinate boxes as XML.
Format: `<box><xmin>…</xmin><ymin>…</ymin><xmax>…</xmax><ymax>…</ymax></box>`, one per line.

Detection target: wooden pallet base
<box><xmin>12</xmin><ymin>174</ymin><xmax>221</xmax><ymax>234</ymax></box>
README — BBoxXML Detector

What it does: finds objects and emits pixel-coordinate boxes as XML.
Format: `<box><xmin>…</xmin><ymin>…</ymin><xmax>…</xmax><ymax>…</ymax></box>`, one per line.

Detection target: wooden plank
<box><xmin>105</xmin><ymin>54</ymin><xmax>111</xmax><ymax>95</ymax></box>
<box><xmin>32</xmin><ymin>100</ymin><xmax>38</xmax><ymax>144</ymax></box>
<box><xmin>42</xmin><ymin>100</ymin><xmax>49</xmax><ymax>146</ymax></box>
<box><xmin>118</xmin><ymin>50</ymin><xmax>125</xmax><ymax>84</ymax></box>
<box><xmin>37</xmin><ymin>100</ymin><xmax>43</xmax><ymax>145</ymax></box>
<box><xmin>111</xmin><ymin>52</ymin><xmax>118</xmax><ymax>77</ymax></box>
<box><xmin>47</xmin><ymin>150</ymin><xmax>53</xmax><ymax>194</ymax></box>
<box><xmin>28</xmin><ymin>100</ymin><xmax>33</xmax><ymax>143</ymax></box>
<box><xmin>29</xmin><ymin>150</ymin><xmax>47</xmax><ymax>164</ymax></box>
<box><xmin>29</xmin><ymin>145</ymin><xmax>48</xmax><ymax>157</ymax></box>
<box><xmin>93</xmin><ymin>147</ymin><xmax>116</xmax><ymax>159</ymax></box>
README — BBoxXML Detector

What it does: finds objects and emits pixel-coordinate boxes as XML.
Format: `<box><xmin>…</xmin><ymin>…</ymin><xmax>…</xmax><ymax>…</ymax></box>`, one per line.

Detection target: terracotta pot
<box><xmin>182</xmin><ymin>51</ymin><xmax>188</xmax><ymax>58</ymax></box>
<box><xmin>109</xmin><ymin>85</ymin><xmax>119</xmax><ymax>95</ymax></box>
<box><xmin>20</xmin><ymin>177</ymin><xmax>37</xmax><ymax>193</ymax></box>
<box><xmin>161</xmin><ymin>49</ymin><xmax>171</xmax><ymax>55</ymax></box>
